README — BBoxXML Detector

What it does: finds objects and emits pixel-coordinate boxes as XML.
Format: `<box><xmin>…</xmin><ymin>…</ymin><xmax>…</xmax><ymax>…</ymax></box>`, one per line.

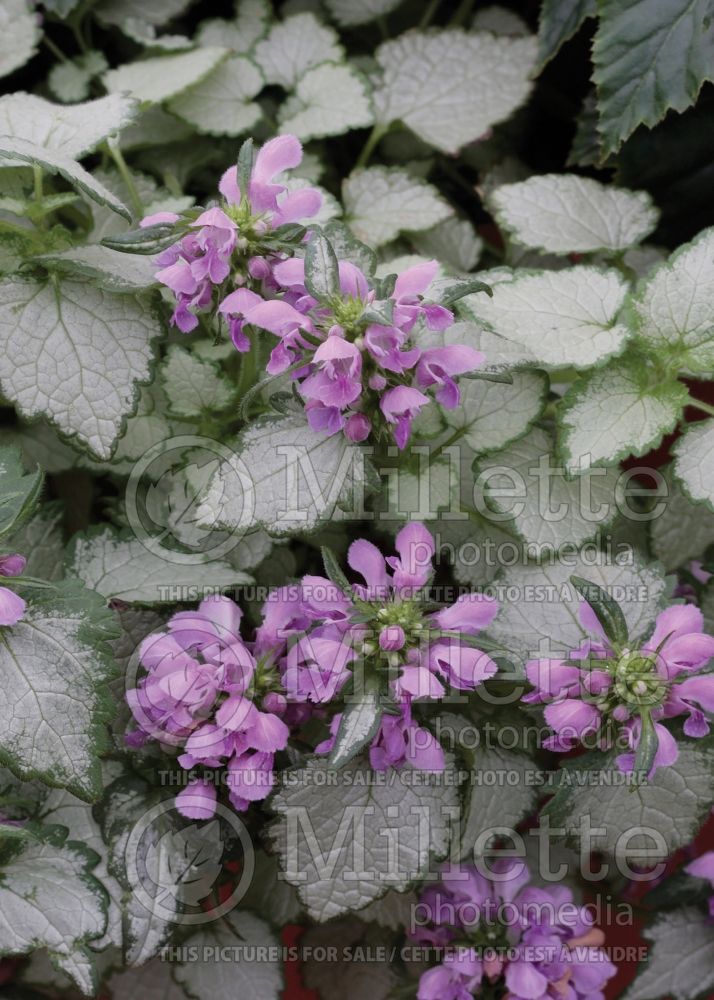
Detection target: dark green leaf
<box><xmin>304</xmin><ymin>232</ymin><xmax>340</xmax><ymax>300</ymax></box>
<box><xmin>101</xmin><ymin>223</ymin><xmax>178</xmax><ymax>255</ymax></box>
<box><xmin>570</xmin><ymin>575</ymin><xmax>629</xmax><ymax>647</ymax></box>
<box><xmin>537</xmin><ymin>0</ymin><xmax>596</xmax><ymax>69</ymax></box>
<box><xmin>592</xmin><ymin>0</ymin><xmax>714</xmax><ymax>156</ymax></box>
<box><xmin>0</xmin><ymin>448</ymin><xmax>43</xmax><ymax>541</ymax></box>
<box><xmin>237</xmin><ymin>137</ymin><xmax>254</xmax><ymax>199</ymax></box>
<box><xmin>321</xmin><ymin>545</ymin><xmax>351</xmax><ymax>593</ymax></box>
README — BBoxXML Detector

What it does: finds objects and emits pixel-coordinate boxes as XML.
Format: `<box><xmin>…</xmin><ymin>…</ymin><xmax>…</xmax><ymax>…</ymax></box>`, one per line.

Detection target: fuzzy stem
<box><xmin>107</xmin><ymin>141</ymin><xmax>143</xmax><ymax>218</ymax></box>
<box><xmin>355</xmin><ymin>123</ymin><xmax>388</xmax><ymax>170</ymax></box>
<box><xmin>449</xmin><ymin>0</ymin><xmax>474</xmax><ymax>26</ymax></box>
<box><xmin>419</xmin><ymin>0</ymin><xmax>440</xmax><ymax>28</ymax></box>
<box><xmin>687</xmin><ymin>395</ymin><xmax>714</xmax><ymax>419</ymax></box>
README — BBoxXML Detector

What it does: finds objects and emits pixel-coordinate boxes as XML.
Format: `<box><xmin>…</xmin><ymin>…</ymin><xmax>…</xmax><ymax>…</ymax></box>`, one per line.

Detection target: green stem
<box><xmin>687</xmin><ymin>394</ymin><xmax>714</xmax><ymax>419</ymax></box>
<box><xmin>419</xmin><ymin>0</ymin><xmax>440</xmax><ymax>27</ymax></box>
<box><xmin>71</xmin><ymin>20</ymin><xmax>89</xmax><ymax>53</ymax></box>
<box><xmin>33</xmin><ymin>165</ymin><xmax>43</xmax><ymax>206</ymax></box>
<box><xmin>355</xmin><ymin>123</ymin><xmax>388</xmax><ymax>170</ymax></box>
<box><xmin>236</xmin><ymin>335</ymin><xmax>259</xmax><ymax>403</ymax></box>
<box><xmin>42</xmin><ymin>34</ymin><xmax>71</xmax><ymax>63</ymax></box>
<box><xmin>33</xmin><ymin>166</ymin><xmax>47</xmax><ymax>229</ymax></box>
<box><xmin>107</xmin><ymin>141</ymin><xmax>143</xmax><ymax>218</ymax></box>
<box><xmin>449</xmin><ymin>0</ymin><xmax>474</xmax><ymax>26</ymax></box>
<box><xmin>377</xmin><ymin>15</ymin><xmax>389</xmax><ymax>37</ymax></box>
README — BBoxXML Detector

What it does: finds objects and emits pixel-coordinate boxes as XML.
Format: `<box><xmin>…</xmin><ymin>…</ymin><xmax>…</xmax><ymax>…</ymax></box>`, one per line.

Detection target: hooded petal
<box><xmin>394</xmin><ymin>259</ymin><xmax>438</xmax><ymax>299</ymax></box>
<box><xmin>504</xmin><ymin>958</ymin><xmax>549</xmax><ymax>999</ymax></box>
<box><xmin>433</xmin><ymin>592</ymin><xmax>498</xmax><ymax>634</ymax></box>
<box><xmin>645</xmin><ymin>604</ymin><xmax>705</xmax><ymax>651</ymax></box>
<box><xmin>273</xmin><ymin>186</ymin><xmax>322</xmax><ymax>225</ymax></box>
<box><xmin>392</xmin><ymin>521</ymin><xmax>435</xmax><ymax>591</ymax></box>
<box><xmin>175</xmin><ymin>779</ymin><xmax>217</xmax><ymax>820</ymax></box>
<box><xmin>347</xmin><ymin>538</ymin><xmax>389</xmax><ymax>593</ymax></box>
<box><xmin>0</xmin><ymin>586</ymin><xmax>25</xmax><ymax>626</ymax></box>
<box><xmin>246</xmin><ymin>709</ymin><xmax>290</xmax><ymax>752</ymax></box>
<box><xmin>544</xmin><ymin>699</ymin><xmax>601</xmax><ymax>739</ymax></box>
<box><xmin>219</xmin><ymin>164</ymin><xmax>241</xmax><ymax>204</ymax></box>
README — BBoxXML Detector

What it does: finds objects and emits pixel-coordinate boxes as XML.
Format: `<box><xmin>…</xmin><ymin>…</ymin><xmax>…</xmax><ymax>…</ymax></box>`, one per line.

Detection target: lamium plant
<box><xmin>0</xmin><ymin>2</ymin><xmax>713</xmax><ymax>1000</ymax></box>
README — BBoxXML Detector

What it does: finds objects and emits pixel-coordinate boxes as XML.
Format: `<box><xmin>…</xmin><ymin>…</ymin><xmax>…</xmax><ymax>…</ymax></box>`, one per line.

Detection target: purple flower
<box><xmin>261</xmin><ymin>523</ymin><xmax>498</xmax><ymax>770</ymax></box>
<box><xmin>413</xmin><ymin>861</ymin><xmax>616</xmax><ymax>1000</ymax></box>
<box><xmin>147</xmin><ymin>134</ymin><xmax>321</xmax><ymax>336</ymax></box>
<box><xmin>526</xmin><ymin>602</ymin><xmax>714</xmax><ymax>777</ymax></box>
<box><xmin>415</xmin><ymin>345</ymin><xmax>484</xmax><ymax>409</ymax></box>
<box><xmin>685</xmin><ymin>851</ymin><xmax>714</xmax><ymax>918</ymax></box>
<box><xmin>0</xmin><ymin>552</ymin><xmax>26</xmax><ymax>627</ymax></box>
<box><xmin>126</xmin><ymin>595</ymin><xmax>290</xmax><ymax>817</ymax></box>
<box><xmin>218</xmin><ymin>134</ymin><xmax>321</xmax><ymax>222</ymax></box>
<box><xmin>240</xmin><ymin>254</ymin><xmax>478</xmax><ymax>448</ymax></box>
<box><xmin>380</xmin><ymin>385</ymin><xmax>430</xmax><ymax>448</ymax></box>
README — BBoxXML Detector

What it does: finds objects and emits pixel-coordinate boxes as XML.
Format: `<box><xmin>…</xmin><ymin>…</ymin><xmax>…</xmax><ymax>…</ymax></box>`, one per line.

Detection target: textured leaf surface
<box><xmin>623</xmin><ymin>908</ymin><xmax>714</xmax><ymax>1000</ymax></box>
<box><xmin>0</xmin><ymin>136</ymin><xmax>130</xmax><ymax>220</ymax></box>
<box><xmin>279</xmin><ymin>63</ymin><xmax>373</xmax><ymax>142</ymax></box>
<box><xmin>95</xmin><ymin>0</ymin><xmax>193</xmax><ymax>27</ymax></box>
<box><xmin>36</xmin><ymin>244</ymin><xmax>157</xmax><ymax>293</ymax></box>
<box><xmin>0</xmin><ymin>0</ymin><xmax>41</xmax><ymax>79</ymax></box>
<box><xmin>168</xmin><ymin>55</ymin><xmax>263</xmax><ymax>136</ymax></box>
<box><xmin>254</xmin><ymin>13</ymin><xmax>343</xmax><ymax>89</ymax></box>
<box><xmin>7</xmin><ymin>502</ymin><xmax>64</xmax><ymax>581</ymax></box>
<box><xmin>436</xmin><ymin>338</ymin><xmax>546</xmax><ymax>451</ymax></box>
<box><xmin>99</xmin><ymin>775</ymin><xmax>224</xmax><ymax>966</ymax></box>
<box><xmin>196</xmin><ymin>0</ymin><xmax>271</xmax><ymax>53</ymax></box>
<box><xmin>0</xmin><ymin>445</ymin><xmax>43</xmax><ymax>540</ymax></box>
<box><xmin>0</xmin><ymin>92</ymin><xmax>137</xmax><ymax>158</ymax></box>
<box><xmin>374</xmin><ymin>29</ymin><xmax>536</xmax><ymax>153</ymax></box>
<box><xmin>537</xmin><ymin>0</ymin><xmax>595</xmax><ymax>68</ymax></box>
<box><xmin>197</xmin><ymin>413</ymin><xmax>372</xmax><ymax>536</ymax></box>
<box><xmin>0</xmin><ymin>581</ymin><xmax>118</xmax><ymax>799</ymax></box>
<box><xmin>545</xmin><ymin>742</ymin><xmax>714</xmax><ymax>860</ymax></box>
<box><xmin>324</xmin><ymin>0</ymin><xmax>404</xmax><ymax>26</ymax></box>
<box><xmin>631</xmin><ymin>227</ymin><xmax>714</xmax><ymax>371</ymax></box>
<box><xmin>39</xmin><ymin>788</ymin><xmax>123</xmax><ymax>952</ymax></box>
<box><xmin>490</xmin><ymin>174</ymin><xmax>658</xmax><ymax>254</ymax></box>
<box><xmin>0</xmin><ymin>831</ymin><xmax>106</xmax><ymax>973</ymax></box>
<box><xmin>673</xmin><ymin>418</ymin><xmax>714</xmax><ymax>509</ymax></box>
<box><xmin>0</xmin><ymin>276</ymin><xmax>159</xmax><ymax>459</ymax></box>
<box><xmin>592</xmin><ymin>0</ymin><xmax>714</xmax><ymax>155</ymax></box>
<box><xmin>488</xmin><ymin>553</ymin><xmax>666</xmax><ymax>663</ymax></box>
<box><xmin>651</xmin><ymin>468</ymin><xmax>714</xmax><ymax>568</ymax></box>
<box><xmin>269</xmin><ymin>755</ymin><xmax>458</xmax><ymax>920</ymax></box>
<box><xmin>174</xmin><ymin>912</ymin><xmax>282</xmax><ymax>999</ymax></box>
<box><xmin>470</xmin><ymin>266</ymin><xmax>629</xmax><ymax>367</ymax></box>
<box><xmin>67</xmin><ymin>527</ymin><xmax>252</xmax><ymax>604</ymax></box>
<box><xmin>413</xmin><ymin>217</ymin><xmax>483</xmax><ymax>272</ymax></box>
<box><xmin>477</xmin><ymin>425</ymin><xmax>623</xmax><ymax>552</ymax></box>
<box><xmin>558</xmin><ymin>360</ymin><xmax>688</xmax><ymax>473</ymax></box>
<box><xmin>103</xmin><ymin>48</ymin><xmax>228</xmax><ymax>104</ymax></box>
<box><xmin>343</xmin><ymin>167</ymin><xmax>452</xmax><ymax>247</ymax></box>
<box><xmin>107</xmin><ymin>959</ymin><xmax>188</xmax><ymax>1000</ymax></box>
<box><xmin>161</xmin><ymin>344</ymin><xmax>234</xmax><ymax>418</ymax></box>
<box><xmin>457</xmin><ymin>744</ymin><xmax>538</xmax><ymax>861</ymax></box>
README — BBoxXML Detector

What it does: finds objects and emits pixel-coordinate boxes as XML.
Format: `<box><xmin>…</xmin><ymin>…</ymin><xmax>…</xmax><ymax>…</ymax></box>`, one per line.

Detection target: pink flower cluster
<box><xmin>255</xmin><ymin>522</ymin><xmax>499</xmax><ymax>771</ymax></box>
<box><xmin>222</xmin><ymin>255</ymin><xmax>483</xmax><ymax>448</ymax></box>
<box><xmin>126</xmin><ymin>595</ymin><xmax>289</xmax><ymax>819</ymax></box>
<box><xmin>526</xmin><ymin>602</ymin><xmax>714</xmax><ymax>777</ymax></box>
<box><xmin>144</xmin><ymin>135</ymin><xmax>322</xmax><ymax>334</ymax></box>
<box><xmin>146</xmin><ymin>133</ymin><xmax>484</xmax><ymax>449</ymax></box>
<box><xmin>412</xmin><ymin>861</ymin><xmax>616</xmax><ymax>1000</ymax></box>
